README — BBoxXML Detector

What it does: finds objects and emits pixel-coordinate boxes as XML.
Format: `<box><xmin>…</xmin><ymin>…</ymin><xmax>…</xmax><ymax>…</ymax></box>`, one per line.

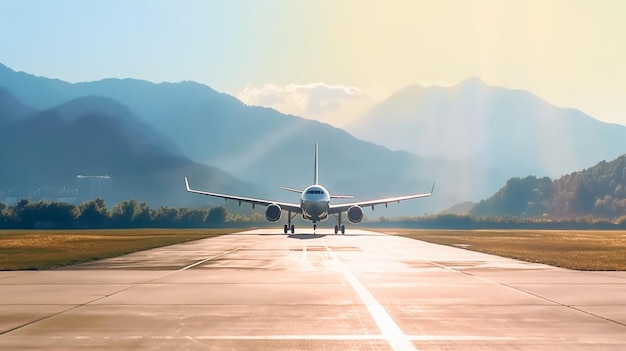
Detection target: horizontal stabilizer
<box><xmin>280</xmin><ymin>186</ymin><xmax>304</xmax><ymax>193</ymax></box>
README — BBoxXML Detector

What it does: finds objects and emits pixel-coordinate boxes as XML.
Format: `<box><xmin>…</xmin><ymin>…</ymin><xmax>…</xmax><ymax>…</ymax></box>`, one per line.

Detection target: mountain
<box><xmin>10</xmin><ymin>64</ymin><xmax>625</xmax><ymax>216</ymax></box>
<box><xmin>50</xmin><ymin>96</ymin><xmax>180</xmax><ymax>156</ymax></box>
<box><xmin>470</xmin><ymin>176</ymin><xmax>553</xmax><ymax>218</ymax></box>
<box><xmin>347</xmin><ymin>78</ymin><xmax>626</xmax><ymax>180</ymax></box>
<box><xmin>0</xmin><ymin>63</ymin><xmax>241</xmax><ymax>162</ymax></box>
<box><xmin>0</xmin><ymin>86</ymin><xmax>34</xmax><ymax>126</ymax></box>
<box><xmin>0</xmin><ymin>63</ymin><xmax>451</xmax><ymax>215</ymax></box>
<box><xmin>471</xmin><ymin>154</ymin><xmax>626</xmax><ymax>219</ymax></box>
<box><xmin>440</xmin><ymin>201</ymin><xmax>476</xmax><ymax>216</ymax></box>
<box><xmin>0</xmin><ymin>91</ymin><xmax>253</xmax><ymax>208</ymax></box>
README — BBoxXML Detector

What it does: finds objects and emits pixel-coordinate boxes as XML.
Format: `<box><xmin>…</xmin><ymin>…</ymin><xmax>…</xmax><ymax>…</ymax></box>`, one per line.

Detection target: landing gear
<box><xmin>334</xmin><ymin>225</ymin><xmax>345</xmax><ymax>234</ymax></box>
<box><xmin>284</xmin><ymin>211</ymin><xmax>296</xmax><ymax>234</ymax></box>
<box><xmin>333</xmin><ymin>212</ymin><xmax>346</xmax><ymax>234</ymax></box>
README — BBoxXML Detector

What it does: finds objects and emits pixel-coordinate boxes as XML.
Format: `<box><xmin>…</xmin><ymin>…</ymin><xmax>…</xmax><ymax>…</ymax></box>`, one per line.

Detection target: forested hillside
<box><xmin>471</xmin><ymin>155</ymin><xmax>626</xmax><ymax>219</ymax></box>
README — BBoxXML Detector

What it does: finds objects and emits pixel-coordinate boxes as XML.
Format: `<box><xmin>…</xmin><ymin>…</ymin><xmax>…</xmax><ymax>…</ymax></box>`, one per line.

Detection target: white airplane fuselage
<box><xmin>300</xmin><ymin>185</ymin><xmax>330</xmax><ymax>223</ymax></box>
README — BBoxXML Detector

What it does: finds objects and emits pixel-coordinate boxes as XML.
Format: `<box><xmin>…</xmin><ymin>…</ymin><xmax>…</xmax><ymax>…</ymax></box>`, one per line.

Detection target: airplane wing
<box><xmin>185</xmin><ymin>177</ymin><xmax>302</xmax><ymax>213</ymax></box>
<box><xmin>328</xmin><ymin>183</ymin><xmax>435</xmax><ymax>214</ymax></box>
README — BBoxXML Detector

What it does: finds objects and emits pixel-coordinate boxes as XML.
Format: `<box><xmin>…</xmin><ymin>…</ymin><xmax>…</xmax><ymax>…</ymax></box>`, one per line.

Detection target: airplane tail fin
<box><xmin>314</xmin><ymin>142</ymin><xmax>319</xmax><ymax>185</ymax></box>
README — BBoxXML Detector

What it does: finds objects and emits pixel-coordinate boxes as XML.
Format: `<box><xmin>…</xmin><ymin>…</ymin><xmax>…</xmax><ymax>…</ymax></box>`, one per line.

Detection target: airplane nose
<box><xmin>302</xmin><ymin>200</ymin><xmax>328</xmax><ymax>221</ymax></box>
<box><xmin>305</xmin><ymin>201</ymin><xmax>321</xmax><ymax>214</ymax></box>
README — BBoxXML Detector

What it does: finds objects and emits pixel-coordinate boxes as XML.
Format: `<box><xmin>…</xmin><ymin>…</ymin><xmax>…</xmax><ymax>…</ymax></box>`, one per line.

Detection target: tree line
<box><xmin>0</xmin><ymin>198</ymin><xmax>238</xmax><ymax>229</ymax></box>
<box><xmin>4</xmin><ymin>197</ymin><xmax>626</xmax><ymax>231</ymax></box>
<box><xmin>371</xmin><ymin>213</ymin><xmax>626</xmax><ymax>230</ymax></box>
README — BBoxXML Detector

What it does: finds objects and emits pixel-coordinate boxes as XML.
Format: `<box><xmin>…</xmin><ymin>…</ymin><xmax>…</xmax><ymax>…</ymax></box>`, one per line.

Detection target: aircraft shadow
<box><xmin>287</xmin><ymin>233</ymin><xmax>327</xmax><ymax>240</ymax></box>
<box><xmin>253</xmin><ymin>232</ymin><xmax>376</xmax><ymax>238</ymax></box>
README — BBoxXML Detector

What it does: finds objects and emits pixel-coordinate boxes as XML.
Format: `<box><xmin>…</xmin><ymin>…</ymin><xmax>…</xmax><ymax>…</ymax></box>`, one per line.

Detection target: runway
<box><xmin>1</xmin><ymin>229</ymin><xmax>625</xmax><ymax>350</ymax></box>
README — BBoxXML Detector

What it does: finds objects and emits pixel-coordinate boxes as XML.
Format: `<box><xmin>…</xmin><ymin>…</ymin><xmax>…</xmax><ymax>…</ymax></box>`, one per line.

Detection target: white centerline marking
<box><xmin>326</xmin><ymin>247</ymin><xmax>417</xmax><ymax>351</ymax></box>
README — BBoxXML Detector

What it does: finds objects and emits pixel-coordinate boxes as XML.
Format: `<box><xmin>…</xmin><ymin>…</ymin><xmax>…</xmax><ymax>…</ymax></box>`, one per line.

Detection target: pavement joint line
<box><xmin>430</xmin><ymin>263</ymin><xmax>626</xmax><ymax>329</ymax></box>
<box><xmin>177</xmin><ymin>247</ymin><xmax>242</xmax><ymax>272</ymax></box>
<box><xmin>494</xmin><ymin>283</ymin><xmax>626</xmax><ymax>328</ymax></box>
<box><xmin>113</xmin><ymin>247</ymin><xmax>245</xmax><ymax>285</ymax></box>
<box><xmin>0</xmin><ymin>247</ymin><xmax>243</xmax><ymax>337</ymax></box>
<box><xmin>386</xmin><ymin>243</ymin><xmax>626</xmax><ymax>329</ymax></box>
<box><xmin>325</xmin><ymin>246</ymin><xmax>418</xmax><ymax>351</ymax></box>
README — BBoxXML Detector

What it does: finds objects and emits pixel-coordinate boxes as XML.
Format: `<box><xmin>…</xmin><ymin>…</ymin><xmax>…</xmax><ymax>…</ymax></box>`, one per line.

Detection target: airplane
<box><xmin>185</xmin><ymin>143</ymin><xmax>434</xmax><ymax>234</ymax></box>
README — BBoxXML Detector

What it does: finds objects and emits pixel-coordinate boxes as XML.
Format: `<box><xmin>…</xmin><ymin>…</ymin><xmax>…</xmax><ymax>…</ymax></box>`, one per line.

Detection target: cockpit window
<box><xmin>306</xmin><ymin>190</ymin><xmax>324</xmax><ymax>195</ymax></box>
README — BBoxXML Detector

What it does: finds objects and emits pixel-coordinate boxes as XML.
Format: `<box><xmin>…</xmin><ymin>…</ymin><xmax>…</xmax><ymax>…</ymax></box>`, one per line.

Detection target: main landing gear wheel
<box><xmin>284</xmin><ymin>211</ymin><xmax>296</xmax><ymax>234</ymax></box>
<box><xmin>333</xmin><ymin>212</ymin><xmax>346</xmax><ymax>234</ymax></box>
<box><xmin>334</xmin><ymin>225</ymin><xmax>346</xmax><ymax>234</ymax></box>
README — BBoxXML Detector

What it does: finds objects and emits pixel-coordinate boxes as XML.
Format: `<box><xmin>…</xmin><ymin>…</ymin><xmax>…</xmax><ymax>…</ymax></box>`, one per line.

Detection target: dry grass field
<box><xmin>390</xmin><ymin>229</ymin><xmax>626</xmax><ymax>271</ymax></box>
<box><xmin>0</xmin><ymin>229</ymin><xmax>237</xmax><ymax>270</ymax></box>
<box><xmin>3</xmin><ymin>228</ymin><xmax>625</xmax><ymax>271</ymax></box>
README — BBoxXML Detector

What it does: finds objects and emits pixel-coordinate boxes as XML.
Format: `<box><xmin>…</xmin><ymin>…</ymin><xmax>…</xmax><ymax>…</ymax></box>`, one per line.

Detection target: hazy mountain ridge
<box><xmin>0</xmin><ymin>63</ymin><xmax>448</xmax><ymax>215</ymax></box>
<box><xmin>0</xmin><ymin>63</ymin><xmax>242</xmax><ymax>160</ymax></box>
<box><xmin>347</xmin><ymin>78</ymin><xmax>626</xmax><ymax>179</ymax></box>
<box><xmin>0</xmin><ymin>86</ymin><xmax>35</xmax><ymax>125</ymax></box>
<box><xmin>0</xmin><ymin>89</ymin><xmax>253</xmax><ymax>207</ymax></box>
<box><xmin>471</xmin><ymin>154</ymin><xmax>626</xmax><ymax>219</ymax></box>
<box><xmin>4</xmin><ymin>63</ymin><xmax>626</xmax><ymax>217</ymax></box>
<box><xmin>50</xmin><ymin>95</ymin><xmax>181</xmax><ymax>156</ymax></box>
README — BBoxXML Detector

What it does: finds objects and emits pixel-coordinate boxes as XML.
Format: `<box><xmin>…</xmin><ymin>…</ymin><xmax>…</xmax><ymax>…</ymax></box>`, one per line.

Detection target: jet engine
<box><xmin>347</xmin><ymin>205</ymin><xmax>364</xmax><ymax>223</ymax></box>
<box><xmin>265</xmin><ymin>204</ymin><xmax>282</xmax><ymax>222</ymax></box>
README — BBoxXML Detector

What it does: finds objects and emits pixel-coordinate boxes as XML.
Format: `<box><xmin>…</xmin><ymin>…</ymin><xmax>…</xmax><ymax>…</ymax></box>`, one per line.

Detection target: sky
<box><xmin>2</xmin><ymin>0</ymin><xmax>626</xmax><ymax>127</ymax></box>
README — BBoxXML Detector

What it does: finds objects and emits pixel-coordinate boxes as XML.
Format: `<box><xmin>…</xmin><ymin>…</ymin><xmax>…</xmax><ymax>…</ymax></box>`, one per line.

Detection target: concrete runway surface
<box><xmin>1</xmin><ymin>228</ymin><xmax>625</xmax><ymax>350</ymax></box>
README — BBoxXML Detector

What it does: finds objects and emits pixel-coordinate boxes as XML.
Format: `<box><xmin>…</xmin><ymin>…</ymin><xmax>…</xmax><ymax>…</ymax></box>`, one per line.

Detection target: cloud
<box><xmin>237</xmin><ymin>82</ymin><xmax>373</xmax><ymax>126</ymax></box>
